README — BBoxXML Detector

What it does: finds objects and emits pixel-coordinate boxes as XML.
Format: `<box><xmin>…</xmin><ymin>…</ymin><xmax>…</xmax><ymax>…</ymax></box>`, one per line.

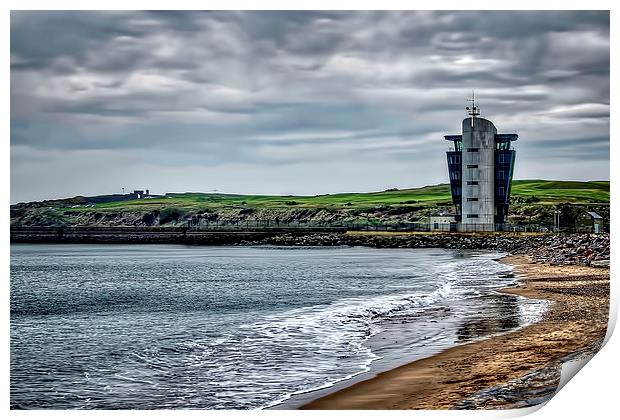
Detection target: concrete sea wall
<box><xmin>10</xmin><ymin>227</ymin><xmax>609</xmax><ymax>267</ymax></box>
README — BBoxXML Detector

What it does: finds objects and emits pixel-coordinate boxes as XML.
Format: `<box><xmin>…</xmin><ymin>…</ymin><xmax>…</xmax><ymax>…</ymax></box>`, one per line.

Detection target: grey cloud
<box><xmin>10</xmin><ymin>11</ymin><xmax>610</xmax><ymax>202</ymax></box>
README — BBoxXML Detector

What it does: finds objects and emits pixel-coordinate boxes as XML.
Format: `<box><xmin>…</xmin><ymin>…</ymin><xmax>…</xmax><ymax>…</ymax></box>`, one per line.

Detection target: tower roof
<box><xmin>444</xmin><ymin>133</ymin><xmax>518</xmax><ymax>142</ymax></box>
<box><xmin>495</xmin><ymin>134</ymin><xmax>519</xmax><ymax>142</ymax></box>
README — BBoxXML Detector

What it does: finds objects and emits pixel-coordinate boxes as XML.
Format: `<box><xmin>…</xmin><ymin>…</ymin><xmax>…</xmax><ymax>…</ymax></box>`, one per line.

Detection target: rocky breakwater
<box><xmin>502</xmin><ymin>233</ymin><xmax>610</xmax><ymax>267</ymax></box>
<box><xmin>246</xmin><ymin>232</ymin><xmax>610</xmax><ymax>268</ymax></box>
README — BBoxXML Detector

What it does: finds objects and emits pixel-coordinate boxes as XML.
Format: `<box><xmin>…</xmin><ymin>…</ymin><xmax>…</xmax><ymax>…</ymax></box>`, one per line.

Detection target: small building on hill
<box><xmin>131</xmin><ymin>189</ymin><xmax>152</xmax><ymax>199</ymax></box>
<box><xmin>576</xmin><ymin>211</ymin><xmax>604</xmax><ymax>233</ymax></box>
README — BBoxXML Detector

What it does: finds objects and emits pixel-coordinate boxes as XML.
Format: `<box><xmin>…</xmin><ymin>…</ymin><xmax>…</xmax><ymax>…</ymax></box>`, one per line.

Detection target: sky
<box><xmin>10</xmin><ymin>10</ymin><xmax>610</xmax><ymax>203</ymax></box>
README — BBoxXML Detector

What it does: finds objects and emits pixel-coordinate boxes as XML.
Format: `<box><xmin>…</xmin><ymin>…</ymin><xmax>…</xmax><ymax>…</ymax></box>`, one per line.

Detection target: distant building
<box><xmin>444</xmin><ymin>95</ymin><xmax>518</xmax><ymax>232</ymax></box>
<box><xmin>131</xmin><ymin>189</ymin><xmax>156</xmax><ymax>199</ymax></box>
<box><xmin>430</xmin><ymin>215</ymin><xmax>457</xmax><ymax>232</ymax></box>
<box><xmin>577</xmin><ymin>211</ymin><xmax>604</xmax><ymax>233</ymax></box>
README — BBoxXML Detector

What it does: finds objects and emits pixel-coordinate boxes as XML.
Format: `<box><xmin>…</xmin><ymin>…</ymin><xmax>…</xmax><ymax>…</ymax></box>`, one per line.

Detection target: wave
<box><xmin>145</xmin><ymin>280</ymin><xmax>462</xmax><ymax>409</ymax></box>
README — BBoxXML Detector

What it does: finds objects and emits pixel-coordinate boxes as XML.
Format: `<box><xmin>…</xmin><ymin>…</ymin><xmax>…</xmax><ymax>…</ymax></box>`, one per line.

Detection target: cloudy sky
<box><xmin>10</xmin><ymin>11</ymin><xmax>609</xmax><ymax>203</ymax></box>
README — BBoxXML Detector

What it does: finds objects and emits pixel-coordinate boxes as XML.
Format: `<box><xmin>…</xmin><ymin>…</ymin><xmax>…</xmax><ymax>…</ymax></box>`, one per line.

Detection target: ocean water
<box><xmin>10</xmin><ymin>244</ymin><xmax>548</xmax><ymax>409</ymax></box>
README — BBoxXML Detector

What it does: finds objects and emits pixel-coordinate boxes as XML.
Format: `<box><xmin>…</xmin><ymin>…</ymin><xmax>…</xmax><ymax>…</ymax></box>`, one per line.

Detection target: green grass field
<box><xmin>65</xmin><ymin>179</ymin><xmax>609</xmax><ymax>213</ymax></box>
<box><xmin>511</xmin><ymin>180</ymin><xmax>610</xmax><ymax>203</ymax></box>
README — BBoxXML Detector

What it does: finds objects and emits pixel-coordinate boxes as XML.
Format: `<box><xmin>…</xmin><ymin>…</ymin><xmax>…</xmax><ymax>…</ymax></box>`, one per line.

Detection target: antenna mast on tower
<box><xmin>465</xmin><ymin>91</ymin><xmax>480</xmax><ymax>128</ymax></box>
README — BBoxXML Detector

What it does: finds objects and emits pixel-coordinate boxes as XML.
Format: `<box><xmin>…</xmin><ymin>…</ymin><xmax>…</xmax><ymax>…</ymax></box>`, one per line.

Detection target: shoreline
<box><xmin>299</xmin><ymin>255</ymin><xmax>610</xmax><ymax>410</ymax></box>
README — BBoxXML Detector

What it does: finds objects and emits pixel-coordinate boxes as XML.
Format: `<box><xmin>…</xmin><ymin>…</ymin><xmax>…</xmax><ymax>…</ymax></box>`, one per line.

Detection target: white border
<box><xmin>4</xmin><ymin>2</ymin><xmax>616</xmax><ymax>420</ymax></box>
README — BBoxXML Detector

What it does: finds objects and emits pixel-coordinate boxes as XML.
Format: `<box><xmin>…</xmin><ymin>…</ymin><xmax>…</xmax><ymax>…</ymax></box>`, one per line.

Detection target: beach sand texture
<box><xmin>301</xmin><ymin>256</ymin><xmax>610</xmax><ymax>409</ymax></box>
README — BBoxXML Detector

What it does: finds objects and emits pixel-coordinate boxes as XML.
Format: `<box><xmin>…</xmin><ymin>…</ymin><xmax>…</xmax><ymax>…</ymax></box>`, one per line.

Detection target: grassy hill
<box><xmin>66</xmin><ymin>179</ymin><xmax>609</xmax><ymax>211</ymax></box>
<box><xmin>510</xmin><ymin>180</ymin><xmax>609</xmax><ymax>204</ymax></box>
<box><xmin>10</xmin><ymin>180</ymin><xmax>610</xmax><ymax>227</ymax></box>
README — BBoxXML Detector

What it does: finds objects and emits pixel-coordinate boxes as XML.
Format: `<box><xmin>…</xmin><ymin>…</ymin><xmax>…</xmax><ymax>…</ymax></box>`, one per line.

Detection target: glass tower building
<box><xmin>444</xmin><ymin>116</ymin><xmax>517</xmax><ymax>232</ymax></box>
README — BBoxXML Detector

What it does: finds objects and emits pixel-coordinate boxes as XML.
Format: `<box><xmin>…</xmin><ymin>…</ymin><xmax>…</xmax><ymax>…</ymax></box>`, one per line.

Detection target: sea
<box><xmin>10</xmin><ymin>244</ymin><xmax>549</xmax><ymax>409</ymax></box>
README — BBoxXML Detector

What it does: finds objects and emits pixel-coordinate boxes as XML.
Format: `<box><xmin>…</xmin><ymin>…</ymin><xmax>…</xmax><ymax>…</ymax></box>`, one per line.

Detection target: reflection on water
<box><xmin>456</xmin><ymin>294</ymin><xmax>522</xmax><ymax>343</ymax></box>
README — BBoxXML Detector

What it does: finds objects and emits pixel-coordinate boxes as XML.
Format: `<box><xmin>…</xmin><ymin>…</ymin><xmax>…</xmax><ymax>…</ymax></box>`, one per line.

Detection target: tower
<box><xmin>444</xmin><ymin>94</ymin><xmax>518</xmax><ymax>232</ymax></box>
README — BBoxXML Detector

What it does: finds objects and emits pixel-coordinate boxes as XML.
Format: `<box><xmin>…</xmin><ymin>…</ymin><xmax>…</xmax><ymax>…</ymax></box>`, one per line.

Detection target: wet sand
<box><xmin>301</xmin><ymin>256</ymin><xmax>610</xmax><ymax>409</ymax></box>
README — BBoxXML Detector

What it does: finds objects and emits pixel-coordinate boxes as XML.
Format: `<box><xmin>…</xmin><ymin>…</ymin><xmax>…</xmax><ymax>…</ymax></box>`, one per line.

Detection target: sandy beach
<box><xmin>301</xmin><ymin>255</ymin><xmax>610</xmax><ymax>410</ymax></box>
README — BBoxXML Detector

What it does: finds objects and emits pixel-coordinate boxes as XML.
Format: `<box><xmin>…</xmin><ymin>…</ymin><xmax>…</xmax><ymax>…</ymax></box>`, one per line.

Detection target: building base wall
<box><xmin>458</xmin><ymin>222</ymin><xmax>495</xmax><ymax>232</ymax></box>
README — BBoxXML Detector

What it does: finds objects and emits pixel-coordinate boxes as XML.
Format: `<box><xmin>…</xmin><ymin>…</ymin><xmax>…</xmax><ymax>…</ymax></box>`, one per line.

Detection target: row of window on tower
<box><xmin>447</xmin><ymin>153</ymin><xmax>512</xmax><ymax>165</ymax></box>
<box><xmin>450</xmin><ymin>186</ymin><xmax>506</xmax><ymax>195</ymax></box>
<box><xmin>450</xmin><ymin>170</ymin><xmax>508</xmax><ymax>180</ymax></box>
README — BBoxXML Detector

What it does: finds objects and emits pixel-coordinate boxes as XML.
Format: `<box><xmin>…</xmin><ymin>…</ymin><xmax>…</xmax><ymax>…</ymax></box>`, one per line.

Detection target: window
<box><xmin>467</xmin><ymin>181</ymin><xmax>479</xmax><ymax>185</ymax></box>
<box><xmin>466</xmin><ymin>214</ymin><xmax>479</xmax><ymax>218</ymax></box>
<box><xmin>467</xmin><ymin>148</ymin><xmax>479</xmax><ymax>152</ymax></box>
<box><xmin>467</xmin><ymin>198</ymin><xmax>479</xmax><ymax>202</ymax></box>
<box><xmin>498</xmin><ymin>187</ymin><xmax>505</xmax><ymax>196</ymax></box>
<box><xmin>497</xmin><ymin>170</ymin><xmax>505</xmax><ymax>179</ymax></box>
<box><xmin>449</xmin><ymin>155</ymin><xmax>460</xmax><ymax>164</ymax></box>
<box><xmin>467</xmin><ymin>164</ymin><xmax>478</xmax><ymax>169</ymax></box>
